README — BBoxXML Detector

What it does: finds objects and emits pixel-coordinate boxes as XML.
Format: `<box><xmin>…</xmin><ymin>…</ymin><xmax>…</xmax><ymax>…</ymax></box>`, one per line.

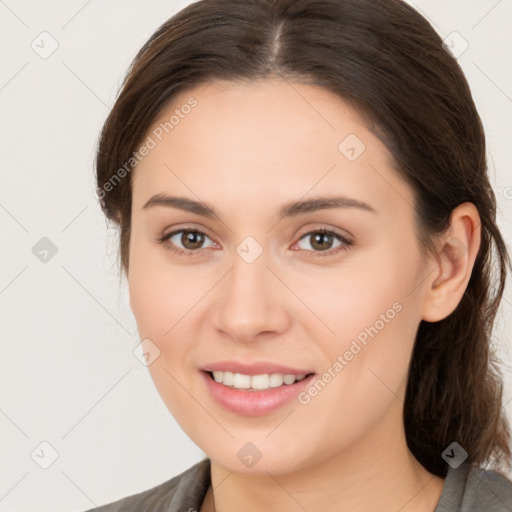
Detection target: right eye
<box><xmin>157</xmin><ymin>228</ymin><xmax>217</xmax><ymax>256</ymax></box>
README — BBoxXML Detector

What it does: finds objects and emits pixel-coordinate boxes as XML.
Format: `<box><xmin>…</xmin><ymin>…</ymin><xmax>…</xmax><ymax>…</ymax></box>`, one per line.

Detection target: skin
<box><xmin>127</xmin><ymin>78</ymin><xmax>481</xmax><ymax>512</ymax></box>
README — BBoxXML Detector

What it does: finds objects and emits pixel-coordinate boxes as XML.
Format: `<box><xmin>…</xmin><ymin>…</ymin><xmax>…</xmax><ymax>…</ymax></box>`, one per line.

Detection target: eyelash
<box><xmin>157</xmin><ymin>227</ymin><xmax>353</xmax><ymax>258</ymax></box>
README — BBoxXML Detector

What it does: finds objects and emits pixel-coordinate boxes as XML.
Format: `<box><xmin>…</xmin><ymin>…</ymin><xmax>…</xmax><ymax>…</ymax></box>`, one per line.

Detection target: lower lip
<box><xmin>201</xmin><ymin>371</ymin><xmax>316</xmax><ymax>416</ymax></box>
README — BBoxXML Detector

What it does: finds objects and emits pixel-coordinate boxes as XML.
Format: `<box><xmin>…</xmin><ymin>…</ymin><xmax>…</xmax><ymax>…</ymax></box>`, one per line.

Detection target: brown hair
<box><xmin>95</xmin><ymin>0</ymin><xmax>511</xmax><ymax>478</ymax></box>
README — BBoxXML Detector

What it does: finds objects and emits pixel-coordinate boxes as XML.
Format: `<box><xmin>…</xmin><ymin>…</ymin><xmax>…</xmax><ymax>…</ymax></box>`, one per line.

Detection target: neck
<box><xmin>201</xmin><ymin>399</ymin><xmax>446</xmax><ymax>512</ymax></box>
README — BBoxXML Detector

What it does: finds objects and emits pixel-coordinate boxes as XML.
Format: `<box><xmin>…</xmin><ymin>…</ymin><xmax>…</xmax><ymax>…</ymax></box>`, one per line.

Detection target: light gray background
<box><xmin>0</xmin><ymin>1</ymin><xmax>511</xmax><ymax>511</ymax></box>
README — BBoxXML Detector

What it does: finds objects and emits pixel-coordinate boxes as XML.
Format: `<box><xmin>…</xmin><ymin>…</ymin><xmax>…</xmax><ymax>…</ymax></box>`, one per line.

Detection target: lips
<box><xmin>201</xmin><ymin>370</ymin><xmax>316</xmax><ymax>416</ymax></box>
<box><xmin>200</xmin><ymin>361</ymin><xmax>315</xmax><ymax>416</ymax></box>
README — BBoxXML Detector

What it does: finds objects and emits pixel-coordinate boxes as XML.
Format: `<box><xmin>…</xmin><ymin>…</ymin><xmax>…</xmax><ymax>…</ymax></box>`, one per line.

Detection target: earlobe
<box><xmin>421</xmin><ymin>203</ymin><xmax>481</xmax><ymax>323</ymax></box>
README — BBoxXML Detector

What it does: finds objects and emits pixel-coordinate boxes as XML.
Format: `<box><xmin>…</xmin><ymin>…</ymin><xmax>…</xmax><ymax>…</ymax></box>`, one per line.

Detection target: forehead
<box><xmin>131</xmin><ymin>79</ymin><xmax>412</xmax><ymax>218</ymax></box>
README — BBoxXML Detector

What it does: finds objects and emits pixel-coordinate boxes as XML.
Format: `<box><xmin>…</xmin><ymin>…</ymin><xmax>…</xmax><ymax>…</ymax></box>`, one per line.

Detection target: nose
<box><xmin>212</xmin><ymin>247</ymin><xmax>290</xmax><ymax>343</ymax></box>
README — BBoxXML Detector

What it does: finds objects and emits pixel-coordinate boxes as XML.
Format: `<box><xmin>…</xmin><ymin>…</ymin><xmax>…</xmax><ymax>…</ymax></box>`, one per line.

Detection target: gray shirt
<box><xmin>84</xmin><ymin>458</ymin><xmax>512</xmax><ymax>511</ymax></box>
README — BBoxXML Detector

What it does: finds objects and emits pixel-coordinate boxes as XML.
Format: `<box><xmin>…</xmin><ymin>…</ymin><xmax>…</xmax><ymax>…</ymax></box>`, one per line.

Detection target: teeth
<box><xmin>233</xmin><ymin>373</ymin><xmax>251</xmax><ymax>389</ymax></box>
<box><xmin>251</xmin><ymin>374</ymin><xmax>270</xmax><ymax>389</ymax></box>
<box><xmin>283</xmin><ymin>374</ymin><xmax>297</xmax><ymax>385</ymax></box>
<box><xmin>211</xmin><ymin>371</ymin><xmax>308</xmax><ymax>390</ymax></box>
<box><xmin>269</xmin><ymin>373</ymin><xmax>284</xmax><ymax>388</ymax></box>
<box><xmin>222</xmin><ymin>371</ymin><xmax>234</xmax><ymax>386</ymax></box>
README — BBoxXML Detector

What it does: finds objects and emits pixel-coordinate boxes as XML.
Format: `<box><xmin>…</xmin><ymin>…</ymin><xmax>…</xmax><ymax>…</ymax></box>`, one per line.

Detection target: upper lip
<box><xmin>201</xmin><ymin>360</ymin><xmax>315</xmax><ymax>376</ymax></box>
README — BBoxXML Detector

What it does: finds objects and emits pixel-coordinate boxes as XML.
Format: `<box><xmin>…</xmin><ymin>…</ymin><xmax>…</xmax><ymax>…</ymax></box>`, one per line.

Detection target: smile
<box><xmin>201</xmin><ymin>370</ymin><xmax>317</xmax><ymax>416</ymax></box>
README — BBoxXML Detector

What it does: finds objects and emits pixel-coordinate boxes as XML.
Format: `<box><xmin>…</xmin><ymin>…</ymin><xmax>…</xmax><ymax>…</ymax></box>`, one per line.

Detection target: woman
<box><xmin>88</xmin><ymin>0</ymin><xmax>512</xmax><ymax>510</ymax></box>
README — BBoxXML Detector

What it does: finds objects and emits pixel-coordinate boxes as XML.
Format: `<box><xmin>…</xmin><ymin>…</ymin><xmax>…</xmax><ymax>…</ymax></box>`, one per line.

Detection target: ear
<box><xmin>421</xmin><ymin>202</ymin><xmax>481</xmax><ymax>323</ymax></box>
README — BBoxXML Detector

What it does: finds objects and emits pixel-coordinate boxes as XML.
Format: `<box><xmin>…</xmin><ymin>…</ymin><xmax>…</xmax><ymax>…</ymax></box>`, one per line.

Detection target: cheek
<box><xmin>301</xmin><ymin>242</ymin><xmax>422</xmax><ymax>348</ymax></box>
<box><xmin>300</xmin><ymin>239</ymin><xmax>424</xmax><ymax>401</ymax></box>
<box><xmin>127</xmin><ymin>242</ymin><xmax>201</xmax><ymax>427</ymax></box>
<box><xmin>128</xmin><ymin>270</ymin><xmax>172</xmax><ymax>338</ymax></box>
<box><xmin>128</xmin><ymin>234</ymin><xmax>197</xmax><ymax>336</ymax></box>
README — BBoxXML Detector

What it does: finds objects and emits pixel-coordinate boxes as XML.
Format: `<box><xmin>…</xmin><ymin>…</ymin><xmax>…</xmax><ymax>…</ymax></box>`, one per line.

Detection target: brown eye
<box><xmin>294</xmin><ymin>229</ymin><xmax>353</xmax><ymax>257</ymax></box>
<box><xmin>158</xmin><ymin>228</ymin><xmax>216</xmax><ymax>256</ymax></box>
<box><xmin>180</xmin><ymin>230</ymin><xmax>206</xmax><ymax>250</ymax></box>
<box><xmin>308</xmin><ymin>232</ymin><xmax>335</xmax><ymax>251</ymax></box>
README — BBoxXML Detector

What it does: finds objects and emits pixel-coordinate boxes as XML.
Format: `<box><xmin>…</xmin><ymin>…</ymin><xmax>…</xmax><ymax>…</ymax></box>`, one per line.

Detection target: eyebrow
<box><xmin>142</xmin><ymin>193</ymin><xmax>377</xmax><ymax>219</ymax></box>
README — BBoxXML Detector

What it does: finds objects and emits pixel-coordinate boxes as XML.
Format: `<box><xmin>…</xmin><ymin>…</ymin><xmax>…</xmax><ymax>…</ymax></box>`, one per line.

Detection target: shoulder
<box><xmin>460</xmin><ymin>465</ymin><xmax>512</xmax><ymax>511</ymax></box>
<box><xmin>437</xmin><ymin>462</ymin><xmax>512</xmax><ymax>511</ymax></box>
<box><xmin>81</xmin><ymin>457</ymin><xmax>211</xmax><ymax>512</ymax></box>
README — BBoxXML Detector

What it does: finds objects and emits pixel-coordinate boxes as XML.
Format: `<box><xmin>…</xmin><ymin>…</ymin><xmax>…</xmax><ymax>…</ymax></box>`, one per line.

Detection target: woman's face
<box><xmin>128</xmin><ymin>78</ymin><xmax>432</xmax><ymax>474</ymax></box>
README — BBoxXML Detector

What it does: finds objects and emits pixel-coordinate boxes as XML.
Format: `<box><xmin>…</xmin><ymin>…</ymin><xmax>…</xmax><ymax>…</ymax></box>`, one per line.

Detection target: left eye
<box><xmin>295</xmin><ymin>230</ymin><xmax>346</xmax><ymax>253</ymax></box>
